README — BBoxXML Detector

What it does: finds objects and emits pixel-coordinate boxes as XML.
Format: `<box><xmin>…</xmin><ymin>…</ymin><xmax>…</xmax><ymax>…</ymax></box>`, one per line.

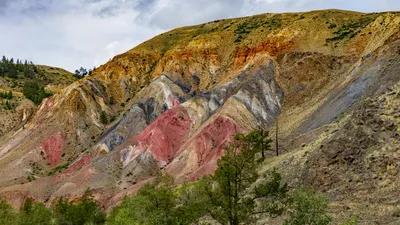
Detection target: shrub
<box><xmin>284</xmin><ymin>188</ymin><xmax>331</xmax><ymax>225</ymax></box>
<box><xmin>23</xmin><ymin>81</ymin><xmax>52</xmax><ymax>105</ymax></box>
<box><xmin>0</xmin><ymin>199</ymin><xmax>17</xmax><ymax>224</ymax></box>
<box><xmin>106</xmin><ymin>174</ymin><xmax>207</xmax><ymax>225</ymax></box>
<box><xmin>340</xmin><ymin>216</ymin><xmax>359</xmax><ymax>225</ymax></box>
<box><xmin>47</xmin><ymin>163</ymin><xmax>69</xmax><ymax>176</ymax></box>
<box><xmin>328</xmin><ymin>23</ymin><xmax>337</xmax><ymax>29</ymax></box>
<box><xmin>0</xmin><ymin>91</ymin><xmax>12</xmax><ymax>99</ymax></box>
<box><xmin>5</xmin><ymin>101</ymin><xmax>12</xmax><ymax>110</ymax></box>
<box><xmin>100</xmin><ymin>111</ymin><xmax>108</xmax><ymax>124</ymax></box>
<box><xmin>326</xmin><ymin>15</ymin><xmax>378</xmax><ymax>43</ymax></box>
<box><xmin>52</xmin><ymin>189</ymin><xmax>106</xmax><ymax>225</ymax></box>
<box><xmin>19</xmin><ymin>198</ymin><xmax>52</xmax><ymax>225</ymax></box>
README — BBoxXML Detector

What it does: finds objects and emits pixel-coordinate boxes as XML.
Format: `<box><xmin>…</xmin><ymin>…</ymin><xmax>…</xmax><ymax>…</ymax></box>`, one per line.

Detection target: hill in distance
<box><xmin>0</xmin><ymin>57</ymin><xmax>78</xmax><ymax>136</ymax></box>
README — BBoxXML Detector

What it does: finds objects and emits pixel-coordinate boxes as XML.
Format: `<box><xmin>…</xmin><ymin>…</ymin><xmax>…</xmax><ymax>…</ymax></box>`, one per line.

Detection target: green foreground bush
<box><xmin>0</xmin><ymin>190</ymin><xmax>105</xmax><ymax>225</ymax></box>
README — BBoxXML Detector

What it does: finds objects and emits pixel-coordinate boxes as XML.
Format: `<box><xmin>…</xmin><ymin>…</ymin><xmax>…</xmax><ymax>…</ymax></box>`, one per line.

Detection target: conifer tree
<box><xmin>203</xmin><ymin>133</ymin><xmax>289</xmax><ymax>225</ymax></box>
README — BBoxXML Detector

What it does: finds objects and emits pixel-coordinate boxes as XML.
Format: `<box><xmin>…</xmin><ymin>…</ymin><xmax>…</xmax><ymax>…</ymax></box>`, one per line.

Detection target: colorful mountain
<box><xmin>0</xmin><ymin>9</ymin><xmax>400</xmax><ymax>223</ymax></box>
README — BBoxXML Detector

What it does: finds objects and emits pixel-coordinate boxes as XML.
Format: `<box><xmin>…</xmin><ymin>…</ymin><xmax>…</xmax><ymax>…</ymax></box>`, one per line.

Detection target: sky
<box><xmin>0</xmin><ymin>0</ymin><xmax>399</xmax><ymax>72</ymax></box>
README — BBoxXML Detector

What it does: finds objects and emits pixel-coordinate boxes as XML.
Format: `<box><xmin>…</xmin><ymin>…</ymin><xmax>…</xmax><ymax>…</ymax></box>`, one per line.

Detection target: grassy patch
<box><xmin>47</xmin><ymin>163</ymin><xmax>69</xmax><ymax>176</ymax></box>
<box><xmin>234</xmin><ymin>16</ymin><xmax>281</xmax><ymax>43</ymax></box>
<box><xmin>328</xmin><ymin>23</ymin><xmax>337</xmax><ymax>29</ymax></box>
<box><xmin>326</xmin><ymin>15</ymin><xmax>378</xmax><ymax>43</ymax></box>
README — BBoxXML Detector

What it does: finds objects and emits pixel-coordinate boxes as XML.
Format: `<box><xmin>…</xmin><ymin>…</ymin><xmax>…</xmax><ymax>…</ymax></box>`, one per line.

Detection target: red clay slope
<box><xmin>126</xmin><ymin>106</ymin><xmax>191</xmax><ymax>168</ymax></box>
<box><xmin>166</xmin><ymin>115</ymin><xmax>241</xmax><ymax>181</ymax></box>
<box><xmin>40</xmin><ymin>132</ymin><xmax>64</xmax><ymax>167</ymax></box>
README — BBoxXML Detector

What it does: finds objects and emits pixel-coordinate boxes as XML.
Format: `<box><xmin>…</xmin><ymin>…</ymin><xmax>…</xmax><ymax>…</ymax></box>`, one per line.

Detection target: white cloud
<box><xmin>0</xmin><ymin>0</ymin><xmax>399</xmax><ymax>71</ymax></box>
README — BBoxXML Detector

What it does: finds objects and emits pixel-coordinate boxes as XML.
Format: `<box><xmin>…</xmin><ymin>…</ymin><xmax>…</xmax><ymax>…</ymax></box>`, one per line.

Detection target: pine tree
<box><xmin>236</xmin><ymin>129</ymin><xmax>272</xmax><ymax>160</ymax></box>
<box><xmin>203</xmin><ymin>133</ymin><xmax>289</xmax><ymax>225</ymax></box>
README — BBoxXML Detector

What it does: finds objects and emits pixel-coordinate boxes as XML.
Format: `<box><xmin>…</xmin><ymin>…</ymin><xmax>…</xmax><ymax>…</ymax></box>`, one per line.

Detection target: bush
<box><xmin>19</xmin><ymin>198</ymin><xmax>52</xmax><ymax>225</ymax></box>
<box><xmin>23</xmin><ymin>81</ymin><xmax>52</xmax><ymax>105</ymax></box>
<box><xmin>328</xmin><ymin>24</ymin><xmax>337</xmax><ymax>29</ymax></box>
<box><xmin>0</xmin><ymin>199</ymin><xmax>17</xmax><ymax>225</ymax></box>
<box><xmin>0</xmin><ymin>91</ymin><xmax>12</xmax><ymax>99</ymax></box>
<box><xmin>106</xmin><ymin>174</ymin><xmax>207</xmax><ymax>225</ymax></box>
<box><xmin>47</xmin><ymin>163</ymin><xmax>69</xmax><ymax>176</ymax></box>
<box><xmin>326</xmin><ymin>15</ymin><xmax>378</xmax><ymax>43</ymax></box>
<box><xmin>100</xmin><ymin>111</ymin><xmax>108</xmax><ymax>124</ymax></box>
<box><xmin>5</xmin><ymin>101</ymin><xmax>12</xmax><ymax>110</ymax></box>
<box><xmin>284</xmin><ymin>188</ymin><xmax>331</xmax><ymax>225</ymax></box>
<box><xmin>52</xmin><ymin>189</ymin><xmax>106</xmax><ymax>225</ymax></box>
<box><xmin>340</xmin><ymin>216</ymin><xmax>359</xmax><ymax>225</ymax></box>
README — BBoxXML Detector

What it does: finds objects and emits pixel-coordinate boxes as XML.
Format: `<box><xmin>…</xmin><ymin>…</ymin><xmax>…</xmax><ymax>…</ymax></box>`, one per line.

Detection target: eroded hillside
<box><xmin>0</xmin><ymin>10</ymin><xmax>399</xmax><ymax>223</ymax></box>
<box><xmin>0</xmin><ymin>63</ymin><xmax>77</xmax><ymax>138</ymax></box>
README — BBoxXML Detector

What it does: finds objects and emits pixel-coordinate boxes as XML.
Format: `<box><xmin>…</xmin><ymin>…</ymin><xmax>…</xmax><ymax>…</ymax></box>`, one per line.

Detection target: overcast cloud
<box><xmin>0</xmin><ymin>0</ymin><xmax>399</xmax><ymax>71</ymax></box>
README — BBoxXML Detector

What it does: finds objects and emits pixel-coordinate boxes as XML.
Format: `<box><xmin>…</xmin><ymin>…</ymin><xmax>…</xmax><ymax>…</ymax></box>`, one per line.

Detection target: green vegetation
<box><xmin>328</xmin><ymin>23</ymin><xmax>337</xmax><ymax>29</ymax></box>
<box><xmin>107</xmin><ymin>175</ymin><xmax>208</xmax><ymax>225</ymax></box>
<box><xmin>236</xmin><ymin>129</ymin><xmax>272</xmax><ymax>160</ymax></box>
<box><xmin>326</xmin><ymin>15</ymin><xmax>378</xmax><ymax>43</ymax></box>
<box><xmin>74</xmin><ymin>67</ymin><xmax>95</xmax><ymax>79</ymax></box>
<box><xmin>0</xmin><ymin>90</ymin><xmax>14</xmax><ymax>110</ymax></box>
<box><xmin>52</xmin><ymin>190</ymin><xmax>106</xmax><ymax>225</ymax></box>
<box><xmin>100</xmin><ymin>111</ymin><xmax>108</xmax><ymax>124</ymax></box>
<box><xmin>264</xmin><ymin>17</ymin><xmax>282</xmax><ymax>30</ymax></box>
<box><xmin>234</xmin><ymin>21</ymin><xmax>261</xmax><ymax>42</ymax></box>
<box><xmin>0</xmin><ymin>56</ymin><xmax>37</xmax><ymax>79</ymax></box>
<box><xmin>340</xmin><ymin>217</ymin><xmax>359</xmax><ymax>225</ymax></box>
<box><xmin>0</xmin><ymin>91</ymin><xmax>13</xmax><ymax>100</ymax></box>
<box><xmin>234</xmin><ymin>16</ymin><xmax>281</xmax><ymax>43</ymax></box>
<box><xmin>0</xmin><ymin>190</ymin><xmax>105</xmax><ymax>225</ymax></box>
<box><xmin>22</xmin><ymin>81</ymin><xmax>52</xmax><ymax>105</ymax></box>
<box><xmin>204</xmin><ymin>147</ymin><xmax>288</xmax><ymax>224</ymax></box>
<box><xmin>47</xmin><ymin>163</ymin><xmax>69</xmax><ymax>176</ymax></box>
<box><xmin>284</xmin><ymin>188</ymin><xmax>331</xmax><ymax>225</ymax></box>
<box><xmin>108</xmin><ymin>130</ymin><xmax>332</xmax><ymax>225</ymax></box>
<box><xmin>109</xmin><ymin>96</ymin><xmax>115</xmax><ymax>105</ymax></box>
<box><xmin>0</xmin><ymin>130</ymin><xmax>333</xmax><ymax>225</ymax></box>
<box><xmin>0</xmin><ymin>200</ymin><xmax>17</xmax><ymax>224</ymax></box>
<box><xmin>4</xmin><ymin>101</ymin><xmax>12</xmax><ymax>110</ymax></box>
<box><xmin>19</xmin><ymin>198</ymin><xmax>52</xmax><ymax>225</ymax></box>
<box><xmin>0</xmin><ymin>55</ymin><xmax>77</xmax><ymax>105</ymax></box>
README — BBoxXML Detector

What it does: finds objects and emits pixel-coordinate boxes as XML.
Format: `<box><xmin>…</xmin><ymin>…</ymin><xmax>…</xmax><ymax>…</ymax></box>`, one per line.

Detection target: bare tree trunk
<box><xmin>275</xmin><ymin>120</ymin><xmax>279</xmax><ymax>156</ymax></box>
<box><xmin>261</xmin><ymin>128</ymin><xmax>265</xmax><ymax>160</ymax></box>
